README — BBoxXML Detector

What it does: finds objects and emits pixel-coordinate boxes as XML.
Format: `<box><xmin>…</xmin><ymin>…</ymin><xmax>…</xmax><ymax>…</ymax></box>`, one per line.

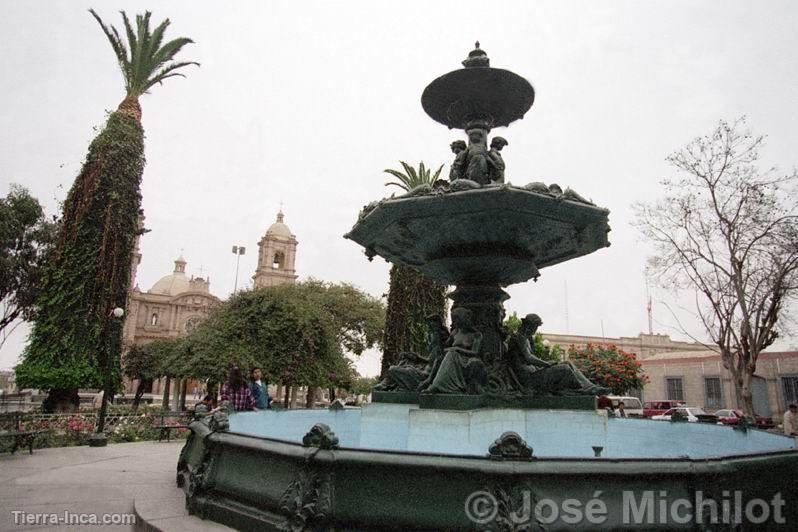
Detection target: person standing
<box><xmin>615</xmin><ymin>401</ymin><xmax>627</xmax><ymax>418</ymax></box>
<box><xmin>220</xmin><ymin>366</ymin><xmax>255</xmax><ymax>412</ymax></box>
<box><xmin>249</xmin><ymin>367</ymin><xmax>270</xmax><ymax>410</ymax></box>
<box><xmin>783</xmin><ymin>404</ymin><xmax>798</xmax><ymax>436</ymax></box>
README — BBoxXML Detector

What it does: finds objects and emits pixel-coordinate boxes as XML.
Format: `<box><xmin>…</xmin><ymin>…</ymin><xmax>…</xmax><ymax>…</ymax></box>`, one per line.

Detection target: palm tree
<box><xmin>16</xmin><ymin>10</ymin><xmax>197</xmax><ymax>412</ymax></box>
<box><xmin>380</xmin><ymin>161</ymin><xmax>447</xmax><ymax>377</ymax></box>
<box><xmin>89</xmin><ymin>10</ymin><xmax>198</xmax><ymax>121</ymax></box>
<box><xmin>384</xmin><ymin>161</ymin><xmax>443</xmax><ymax>191</ymax></box>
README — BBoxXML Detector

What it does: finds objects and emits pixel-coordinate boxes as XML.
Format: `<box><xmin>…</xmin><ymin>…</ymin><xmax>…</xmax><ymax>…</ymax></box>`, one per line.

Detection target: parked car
<box><xmin>714</xmin><ymin>409</ymin><xmax>775</xmax><ymax>430</ymax></box>
<box><xmin>652</xmin><ymin>407</ymin><xmax>718</xmax><ymax>423</ymax></box>
<box><xmin>607</xmin><ymin>396</ymin><xmax>644</xmax><ymax>417</ymax></box>
<box><xmin>643</xmin><ymin>400</ymin><xmax>686</xmax><ymax>418</ymax></box>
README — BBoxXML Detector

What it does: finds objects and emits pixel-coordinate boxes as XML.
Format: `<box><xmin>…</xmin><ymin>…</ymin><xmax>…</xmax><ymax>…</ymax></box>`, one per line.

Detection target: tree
<box><xmin>634</xmin><ymin>118</ymin><xmax>798</xmax><ymax>416</ymax></box>
<box><xmin>384</xmin><ymin>161</ymin><xmax>443</xmax><ymax>191</ymax></box>
<box><xmin>186</xmin><ymin>282</ymin><xmax>385</xmax><ymax>399</ymax></box>
<box><xmin>122</xmin><ymin>341</ymin><xmax>167</xmax><ymax>411</ymax></box>
<box><xmin>567</xmin><ymin>344</ymin><xmax>648</xmax><ymax>395</ymax></box>
<box><xmin>0</xmin><ymin>185</ymin><xmax>56</xmax><ymax>348</ymax></box>
<box><xmin>502</xmin><ymin>311</ymin><xmax>563</xmax><ymax>363</ymax></box>
<box><xmin>15</xmin><ymin>11</ymin><xmax>197</xmax><ymax>412</ymax></box>
<box><xmin>380</xmin><ymin>162</ymin><xmax>448</xmax><ymax>376</ymax></box>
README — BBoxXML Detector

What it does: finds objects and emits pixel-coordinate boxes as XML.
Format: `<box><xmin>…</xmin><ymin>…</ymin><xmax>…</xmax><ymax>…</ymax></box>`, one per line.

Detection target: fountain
<box><xmin>176</xmin><ymin>44</ymin><xmax>798</xmax><ymax>530</ymax></box>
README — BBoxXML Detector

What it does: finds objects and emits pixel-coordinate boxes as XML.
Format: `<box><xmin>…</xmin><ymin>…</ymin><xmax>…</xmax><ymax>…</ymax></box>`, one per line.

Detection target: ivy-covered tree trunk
<box><xmin>161</xmin><ymin>377</ymin><xmax>171</xmax><ymax>410</ymax></box>
<box><xmin>380</xmin><ymin>265</ymin><xmax>447</xmax><ymax>378</ymax></box>
<box><xmin>15</xmin><ymin>107</ymin><xmax>145</xmax><ymax>412</ymax></box>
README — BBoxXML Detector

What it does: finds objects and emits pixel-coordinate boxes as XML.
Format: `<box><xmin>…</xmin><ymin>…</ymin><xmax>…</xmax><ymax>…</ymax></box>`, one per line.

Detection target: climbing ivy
<box><xmin>15</xmin><ymin>110</ymin><xmax>145</xmax><ymax>408</ymax></box>
<box><xmin>380</xmin><ymin>264</ymin><xmax>447</xmax><ymax>377</ymax></box>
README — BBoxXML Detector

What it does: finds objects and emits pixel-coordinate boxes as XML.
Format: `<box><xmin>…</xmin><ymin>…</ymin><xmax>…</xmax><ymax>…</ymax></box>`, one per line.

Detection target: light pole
<box><xmin>89</xmin><ymin>306</ymin><xmax>124</xmax><ymax>447</ymax></box>
<box><xmin>232</xmin><ymin>245</ymin><xmax>246</xmax><ymax>292</ymax></box>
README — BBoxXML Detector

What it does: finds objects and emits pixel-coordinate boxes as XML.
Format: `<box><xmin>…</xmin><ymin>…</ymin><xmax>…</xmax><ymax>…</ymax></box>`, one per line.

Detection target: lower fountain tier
<box><xmin>179</xmin><ymin>405</ymin><xmax>798</xmax><ymax>531</ymax></box>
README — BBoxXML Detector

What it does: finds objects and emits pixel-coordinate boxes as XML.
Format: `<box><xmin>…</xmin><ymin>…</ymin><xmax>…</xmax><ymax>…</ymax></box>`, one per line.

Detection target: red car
<box><xmin>643</xmin><ymin>400</ymin><xmax>686</xmax><ymax>418</ymax></box>
<box><xmin>714</xmin><ymin>409</ymin><xmax>775</xmax><ymax>430</ymax></box>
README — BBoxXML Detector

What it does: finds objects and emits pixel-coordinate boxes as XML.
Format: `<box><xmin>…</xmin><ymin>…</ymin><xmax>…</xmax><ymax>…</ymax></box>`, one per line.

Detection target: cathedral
<box><xmin>122</xmin><ymin>210</ymin><xmax>298</xmax><ymax>397</ymax></box>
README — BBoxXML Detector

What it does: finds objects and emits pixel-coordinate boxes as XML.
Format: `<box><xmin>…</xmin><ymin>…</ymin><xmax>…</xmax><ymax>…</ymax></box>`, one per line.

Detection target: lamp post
<box><xmin>88</xmin><ymin>306</ymin><xmax>124</xmax><ymax>448</ymax></box>
<box><xmin>232</xmin><ymin>245</ymin><xmax>246</xmax><ymax>292</ymax></box>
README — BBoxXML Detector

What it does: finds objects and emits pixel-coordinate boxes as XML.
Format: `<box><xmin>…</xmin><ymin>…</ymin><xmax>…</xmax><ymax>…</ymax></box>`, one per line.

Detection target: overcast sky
<box><xmin>2</xmin><ymin>0</ymin><xmax>797</xmax><ymax>376</ymax></box>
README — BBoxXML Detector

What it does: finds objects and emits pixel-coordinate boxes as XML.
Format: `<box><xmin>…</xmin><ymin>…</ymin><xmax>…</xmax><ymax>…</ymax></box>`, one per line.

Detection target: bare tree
<box><xmin>634</xmin><ymin>118</ymin><xmax>798</xmax><ymax>416</ymax></box>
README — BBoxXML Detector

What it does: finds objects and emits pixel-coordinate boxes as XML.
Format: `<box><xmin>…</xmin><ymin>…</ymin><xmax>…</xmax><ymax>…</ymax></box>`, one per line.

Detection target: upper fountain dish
<box><xmin>346</xmin><ymin>43</ymin><xmax>610</xmax><ymax>287</ymax></box>
<box><xmin>421</xmin><ymin>42</ymin><xmax>535</xmax><ymax>130</ymax></box>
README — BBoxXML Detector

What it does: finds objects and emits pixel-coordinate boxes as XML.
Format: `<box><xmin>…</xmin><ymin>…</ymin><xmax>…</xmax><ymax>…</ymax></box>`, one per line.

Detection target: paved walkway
<box><xmin>0</xmin><ymin>441</ymin><xmax>226</xmax><ymax>532</ymax></box>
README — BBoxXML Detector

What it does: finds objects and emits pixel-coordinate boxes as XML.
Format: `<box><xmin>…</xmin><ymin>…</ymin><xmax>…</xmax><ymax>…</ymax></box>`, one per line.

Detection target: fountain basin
<box><xmin>345</xmin><ymin>186</ymin><xmax>610</xmax><ymax>286</ymax></box>
<box><xmin>178</xmin><ymin>405</ymin><xmax>798</xmax><ymax>530</ymax></box>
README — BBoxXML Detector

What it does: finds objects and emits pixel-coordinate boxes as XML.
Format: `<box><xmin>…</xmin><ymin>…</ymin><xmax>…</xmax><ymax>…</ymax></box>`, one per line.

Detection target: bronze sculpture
<box><xmin>374</xmin><ymin>315</ymin><xmax>450</xmax><ymax>392</ymax></box>
<box><xmin>505</xmin><ymin>314</ymin><xmax>609</xmax><ymax>396</ymax></box>
<box><xmin>423</xmin><ymin>307</ymin><xmax>486</xmax><ymax>394</ymax></box>
<box><xmin>487</xmin><ymin>136</ymin><xmax>507</xmax><ymax>184</ymax></box>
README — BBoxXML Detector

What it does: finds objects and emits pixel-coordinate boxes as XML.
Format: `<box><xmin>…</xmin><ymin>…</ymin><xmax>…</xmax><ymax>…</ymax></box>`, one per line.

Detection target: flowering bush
<box><xmin>1</xmin><ymin>411</ymin><xmax>190</xmax><ymax>451</ymax></box>
<box><xmin>567</xmin><ymin>343</ymin><xmax>649</xmax><ymax>395</ymax></box>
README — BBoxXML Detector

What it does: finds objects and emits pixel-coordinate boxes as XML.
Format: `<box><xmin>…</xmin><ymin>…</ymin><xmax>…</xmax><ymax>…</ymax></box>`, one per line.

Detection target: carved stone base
<box><xmin>418</xmin><ymin>393</ymin><xmax>596</xmax><ymax>410</ymax></box>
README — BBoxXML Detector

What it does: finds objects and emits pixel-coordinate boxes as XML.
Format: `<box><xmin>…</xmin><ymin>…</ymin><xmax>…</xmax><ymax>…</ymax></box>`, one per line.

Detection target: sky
<box><xmin>1</xmin><ymin>0</ymin><xmax>797</xmax><ymax>376</ymax></box>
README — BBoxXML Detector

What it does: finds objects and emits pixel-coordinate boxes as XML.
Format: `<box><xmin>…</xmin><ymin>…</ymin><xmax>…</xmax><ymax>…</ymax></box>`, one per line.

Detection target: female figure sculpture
<box><xmin>506</xmin><ymin>314</ymin><xmax>610</xmax><ymax>396</ymax></box>
<box><xmin>423</xmin><ymin>307</ymin><xmax>486</xmax><ymax>394</ymax></box>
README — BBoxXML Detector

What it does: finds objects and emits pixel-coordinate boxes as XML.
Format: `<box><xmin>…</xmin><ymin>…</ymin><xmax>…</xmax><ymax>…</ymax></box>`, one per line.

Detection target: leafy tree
<box><xmin>567</xmin><ymin>344</ymin><xmax>648</xmax><ymax>395</ymax></box>
<box><xmin>384</xmin><ymin>161</ymin><xmax>443</xmax><ymax>191</ymax></box>
<box><xmin>123</xmin><ymin>342</ymin><xmax>163</xmax><ymax>411</ymax></box>
<box><xmin>0</xmin><ymin>185</ymin><xmax>56</xmax><ymax>348</ymax></box>
<box><xmin>633</xmin><ymin>118</ymin><xmax>798</xmax><ymax>416</ymax></box>
<box><xmin>15</xmin><ymin>10</ymin><xmax>197</xmax><ymax>412</ymax></box>
<box><xmin>380</xmin><ymin>161</ymin><xmax>448</xmax><ymax>377</ymax></box>
<box><xmin>186</xmin><ymin>282</ymin><xmax>385</xmax><ymax>393</ymax></box>
<box><xmin>349</xmin><ymin>376</ymin><xmax>378</xmax><ymax>396</ymax></box>
<box><xmin>502</xmin><ymin>311</ymin><xmax>562</xmax><ymax>362</ymax></box>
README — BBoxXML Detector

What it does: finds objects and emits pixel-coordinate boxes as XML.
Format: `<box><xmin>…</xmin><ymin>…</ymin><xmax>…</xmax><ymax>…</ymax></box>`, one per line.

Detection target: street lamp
<box><xmin>88</xmin><ymin>306</ymin><xmax>125</xmax><ymax>448</ymax></box>
<box><xmin>232</xmin><ymin>245</ymin><xmax>246</xmax><ymax>292</ymax></box>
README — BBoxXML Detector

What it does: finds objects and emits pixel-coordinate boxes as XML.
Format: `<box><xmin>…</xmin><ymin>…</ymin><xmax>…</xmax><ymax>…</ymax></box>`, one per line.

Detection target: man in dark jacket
<box><xmin>249</xmin><ymin>367</ymin><xmax>270</xmax><ymax>410</ymax></box>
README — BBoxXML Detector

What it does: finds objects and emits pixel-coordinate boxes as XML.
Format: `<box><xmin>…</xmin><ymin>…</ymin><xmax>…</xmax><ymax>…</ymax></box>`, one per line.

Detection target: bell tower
<box><xmin>253</xmin><ymin>210</ymin><xmax>298</xmax><ymax>288</ymax></box>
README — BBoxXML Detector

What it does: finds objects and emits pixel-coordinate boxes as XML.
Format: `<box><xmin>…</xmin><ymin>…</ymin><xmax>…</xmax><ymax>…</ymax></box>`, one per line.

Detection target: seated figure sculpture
<box><xmin>373</xmin><ymin>315</ymin><xmax>449</xmax><ymax>392</ymax></box>
<box><xmin>506</xmin><ymin>314</ymin><xmax>610</xmax><ymax>396</ymax></box>
<box><xmin>422</xmin><ymin>307</ymin><xmax>487</xmax><ymax>395</ymax></box>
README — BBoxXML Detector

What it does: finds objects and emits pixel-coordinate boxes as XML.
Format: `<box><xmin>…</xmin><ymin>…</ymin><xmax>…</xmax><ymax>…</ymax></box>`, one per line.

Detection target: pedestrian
<box><xmin>615</xmin><ymin>401</ymin><xmax>627</xmax><ymax>418</ymax></box>
<box><xmin>249</xmin><ymin>367</ymin><xmax>270</xmax><ymax>410</ymax></box>
<box><xmin>783</xmin><ymin>404</ymin><xmax>798</xmax><ymax>436</ymax></box>
<box><xmin>220</xmin><ymin>366</ymin><xmax>255</xmax><ymax>412</ymax></box>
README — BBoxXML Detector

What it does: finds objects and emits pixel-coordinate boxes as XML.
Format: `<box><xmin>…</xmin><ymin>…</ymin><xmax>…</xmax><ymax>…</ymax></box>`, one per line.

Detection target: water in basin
<box><xmin>228</xmin><ymin>403</ymin><xmax>795</xmax><ymax>459</ymax></box>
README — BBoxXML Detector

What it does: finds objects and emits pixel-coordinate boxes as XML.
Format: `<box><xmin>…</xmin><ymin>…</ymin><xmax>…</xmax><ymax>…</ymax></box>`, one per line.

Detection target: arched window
<box><xmin>273</xmin><ymin>251</ymin><xmax>285</xmax><ymax>269</ymax></box>
<box><xmin>150</xmin><ymin>313</ymin><xmax>159</xmax><ymax>326</ymax></box>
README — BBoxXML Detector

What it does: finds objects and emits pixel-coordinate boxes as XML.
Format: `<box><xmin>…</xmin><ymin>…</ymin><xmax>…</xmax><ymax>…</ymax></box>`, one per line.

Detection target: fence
<box><xmin>0</xmin><ymin>409</ymin><xmax>193</xmax><ymax>451</ymax></box>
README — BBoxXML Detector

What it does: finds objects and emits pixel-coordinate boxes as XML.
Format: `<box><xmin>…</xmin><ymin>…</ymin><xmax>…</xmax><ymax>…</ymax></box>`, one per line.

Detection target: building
<box><xmin>542</xmin><ymin>330</ymin><xmax>798</xmax><ymax>421</ymax></box>
<box><xmin>122</xmin><ymin>255</ymin><xmax>221</xmax><ymax>395</ymax></box>
<box><xmin>541</xmin><ymin>332</ymin><xmax>707</xmax><ymax>360</ymax></box>
<box><xmin>122</xmin><ymin>210</ymin><xmax>298</xmax><ymax>400</ymax></box>
<box><xmin>640</xmin><ymin>350</ymin><xmax>798</xmax><ymax>422</ymax></box>
<box><xmin>253</xmin><ymin>210</ymin><xmax>298</xmax><ymax>288</ymax></box>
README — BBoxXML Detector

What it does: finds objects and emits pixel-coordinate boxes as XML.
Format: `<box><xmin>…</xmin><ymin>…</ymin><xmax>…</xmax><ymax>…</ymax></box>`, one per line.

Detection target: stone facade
<box><xmin>122</xmin><ymin>255</ymin><xmax>221</xmax><ymax>395</ymax></box>
<box><xmin>541</xmin><ymin>332</ymin><xmax>707</xmax><ymax>360</ymax></box>
<box><xmin>253</xmin><ymin>210</ymin><xmax>298</xmax><ymax>288</ymax></box>
<box><xmin>639</xmin><ymin>350</ymin><xmax>798</xmax><ymax>422</ymax></box>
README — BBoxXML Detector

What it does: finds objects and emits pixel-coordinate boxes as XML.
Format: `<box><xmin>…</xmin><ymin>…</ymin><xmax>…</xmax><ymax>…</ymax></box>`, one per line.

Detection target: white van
<box><xmin>607</xmin><ymin>396</ymin><xmax>643</xmax><ymax>417</ymax></box>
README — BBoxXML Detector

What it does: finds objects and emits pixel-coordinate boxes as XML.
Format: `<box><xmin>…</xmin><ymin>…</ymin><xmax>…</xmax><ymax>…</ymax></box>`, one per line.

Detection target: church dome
<box><xmin>266</xmin><ymin>210</ymin><xmax>294</xmax><ymax>239</ymax></box>
<box><xmin>148</xmin><ymin>256</ymin><xmax>190</xmax><ymax>295</ymax></box>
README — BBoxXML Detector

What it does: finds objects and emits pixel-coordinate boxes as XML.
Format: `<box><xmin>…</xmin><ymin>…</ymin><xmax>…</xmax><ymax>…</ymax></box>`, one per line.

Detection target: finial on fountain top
<box><xmin>462</xmin><ymin>41</ymin><xmax>490</xmax><ymax>68</ymax></box>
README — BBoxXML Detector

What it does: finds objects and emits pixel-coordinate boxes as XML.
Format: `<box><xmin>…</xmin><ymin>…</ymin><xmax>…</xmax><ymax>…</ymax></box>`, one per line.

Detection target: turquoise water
<box><xmin>228</xmin><ymin>403</ymin><xmax>796</xmax><ymax>459</ymax></box>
